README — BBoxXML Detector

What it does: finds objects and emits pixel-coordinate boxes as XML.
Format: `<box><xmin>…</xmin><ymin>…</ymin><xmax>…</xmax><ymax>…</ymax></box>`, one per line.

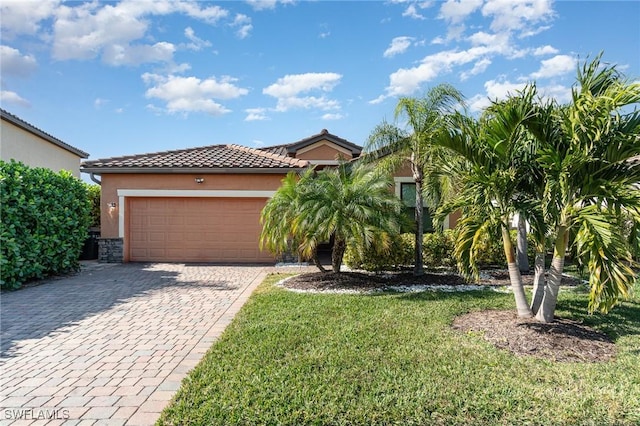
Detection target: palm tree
<box><xmin>366</xmin><ymin>84</ymin><xmax>465</xmax><ymax>276</ymax></box>
<box><xmin>260</xmin><ymin>163</ymin><xmax>406</xmax><ymax>273</ymax></box>
<box><xmin>436</xmin><ymin>91</ymin><xmax>541</xmax><ymax>318</ymax></box>
<box><xmin>527</xmin><ymin>56</ymin><xmax>640</xmax><ymax>322</ymax></box>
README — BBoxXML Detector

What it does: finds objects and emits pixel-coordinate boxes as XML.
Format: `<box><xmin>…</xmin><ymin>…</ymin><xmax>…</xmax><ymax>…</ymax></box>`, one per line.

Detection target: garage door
<box><xmin>128</xmin><ymin>197</ymin><xmax>274</xmax><ymax>263</ymax></box>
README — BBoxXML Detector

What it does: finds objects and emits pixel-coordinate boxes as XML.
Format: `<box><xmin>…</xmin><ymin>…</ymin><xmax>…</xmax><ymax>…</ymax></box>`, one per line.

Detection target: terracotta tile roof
<box><xmin>1</xmin><ymin>108</ymin><xmax>89</xmax><ymax>158</ymax></box>
<box><xmin>259</xmin><ymin>129</ymin><xmax>362</xmax><ymax>157</ymax></box>
<box><xmin>81</xmin><ymin>144</ymin><xmax>309</xmax><ymax>173</ymax></box>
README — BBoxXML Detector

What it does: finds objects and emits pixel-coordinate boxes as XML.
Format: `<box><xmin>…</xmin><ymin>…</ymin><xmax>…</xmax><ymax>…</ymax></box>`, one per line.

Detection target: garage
<box><xmin>128</xmin><ymin>197</ymin><xmax>274</xmax><ymax>263</ymax></box>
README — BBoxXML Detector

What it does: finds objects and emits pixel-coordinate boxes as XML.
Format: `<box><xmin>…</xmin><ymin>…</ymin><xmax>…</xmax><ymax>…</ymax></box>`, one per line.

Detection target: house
<box><xmin>0</xmin><ymin>108</ymin><xmax>89</xmax><ymax>177</ymax></box>
<box><xmin>81</xmin><ymin>128</ymin><xmax>459</xmax><ymax>264</ymax></box>
<box><xmin>80</xmin><ymin>129</ymin><xmax>362</xmax><ymax>263</ymax></box>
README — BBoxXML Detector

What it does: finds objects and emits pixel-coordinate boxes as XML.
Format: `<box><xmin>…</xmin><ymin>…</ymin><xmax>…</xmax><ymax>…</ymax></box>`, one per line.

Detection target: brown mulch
<box><xmin>281</xmin><ymin>269</ymin><xmax>615</xmax><ymax>362</ymax></box>
<box><xmin>453</xmin><ymin>310</ymin><xmax>615</xmax><ymax>363</ymax></box>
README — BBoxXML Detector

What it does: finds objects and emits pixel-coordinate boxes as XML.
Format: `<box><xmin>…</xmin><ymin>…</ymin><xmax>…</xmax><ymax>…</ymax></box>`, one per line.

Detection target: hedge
<box><xmin>0</xmin><ymin>160</ymin><xmax>91</xmax><ymax>289</ymax></box>
<box><xmin>345</xmin><ymin>229</ymin><xmax>537</xmax><ymax>272</ymax></box>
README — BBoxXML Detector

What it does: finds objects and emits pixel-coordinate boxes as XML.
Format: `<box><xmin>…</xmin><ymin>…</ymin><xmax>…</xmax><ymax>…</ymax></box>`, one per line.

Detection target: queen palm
<box><xmin>260</xmin><ymin>163</ymin><xmax>405</xmax><ymax>273</ymax></box>
<box><xmin>366</xmin><ymin>84</ymin><xmax>465</xmax><ymax>276</ymax></box>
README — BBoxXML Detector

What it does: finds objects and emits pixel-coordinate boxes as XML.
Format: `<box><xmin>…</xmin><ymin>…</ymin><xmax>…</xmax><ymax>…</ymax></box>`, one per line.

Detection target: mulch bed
<box><xmin>281</xmin><ymin>269</ymin><xmax>615</xmax><ymax>362</ymax></box>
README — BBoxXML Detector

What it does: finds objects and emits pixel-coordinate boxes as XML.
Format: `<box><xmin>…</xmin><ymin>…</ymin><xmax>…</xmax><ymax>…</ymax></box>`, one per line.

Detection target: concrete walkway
<box><xmin>0</xmin><ymin>263</ymin><xmax>268</xmax><ymax>425</ymax></box>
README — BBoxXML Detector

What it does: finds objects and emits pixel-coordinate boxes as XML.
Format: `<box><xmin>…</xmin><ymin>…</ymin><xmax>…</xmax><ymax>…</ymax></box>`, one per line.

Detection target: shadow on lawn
<box><xmin>0</xmin><ymin>263</ymin><xmax>241</xmax><ymax>359</ymax></box>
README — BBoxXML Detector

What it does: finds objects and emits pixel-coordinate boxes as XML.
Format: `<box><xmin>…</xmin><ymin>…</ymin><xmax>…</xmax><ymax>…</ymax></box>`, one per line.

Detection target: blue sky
<box><xmin>1</xmin><ymin>0</ymin><xmax>639</xmax><ymax>164</ymax></box>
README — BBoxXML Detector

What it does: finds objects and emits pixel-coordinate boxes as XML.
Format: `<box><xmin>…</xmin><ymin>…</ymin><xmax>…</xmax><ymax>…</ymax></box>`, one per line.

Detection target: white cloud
<box><xmin>470</xmin><ymin>79</ymin><xmax>572</xmax><ymax>113</ymax></box>
<box><xmin>529</xmin><ymin>54</ymin><xmax>576</xmax><ymax>79</ymax></box>
<box><xmin>0</xmin><ymin>90</ymin><xmax>30</xmax><ymax>107</ymax></box>
<box><xmin>0</xmin><ymin>0</ymin><xmax>60</xmax><ymax>38</ymax></box>
<box><xmin>94</xmin><ymin>98</ymin><xmax>108</xmax><ymax>109</ymax></box>
<box><xmin>538</xmin><ymin>83</ymin><xmax>572</xmax><ymax>104</ymax></box>
<box><xmin>231</xmin><ymin>14</ymin><xmax>253</xmax><ymax>39</ymax></box>
<box><xmin>403</xmin><ymin>4</ymin><xmax>425</xmax><ymax>19</ymax></box>
<box><xmin>143</xmin><ymin>73</ymin><xmax>248</xmax><ymax>115</ymax></box>
<box><xmin>245</xmin><ymin>108</ymin><xmax>269</xmax><ymax>121</ymax></box>
<box><xmin>184</xmin><ymin>27</ymin><xmax>212</xmax><ymax>51</ymax></box>
<box><xmin>50</xmin><ymin>1</ymin><xmax>228</xmax><ymax>65</ymax></box>
<box><xmin>384</xmin><ymin>36</ymin><xmax>414</xmax><ymax>58</ymax></box>
<box><xmin>322</xmin><ymin>113</ymin><xmax>344</xmax><ymax>120</ymax></box>
<box><xmin>482</xmin><ymin>0</ymin><xmax>554</xmax><ymax>34</ymax></box>
<box><xmin>263</xmin><ymin>72</ymin><xmax>342</xmax><ymax>112</ymax></box>
<box><xmin>102</xmin><ymin>42</ymin><xmax>176</xmax><ymax>66</ymax></box>
<box><xmin>460</xmin><ymin>57</ymin><xmax>491</xmax><ymax>80</ymax></box>
<box><xmin>319</xmin><ymin>31</ymin><xmax>331</xmax><ymax>39</ymax></box>
<box><xmin>246</xmin><ymin>0</ymin><xmax>278</xmax><ymax>11</ymax></box>
<box><xmin>264</xmin><ymin>72</ymin><xmax>341</xmax><ymax>98</ymax></box>
<box><xmin>532</xmin><ymin>45</ymin><xmax>558</xmax><ymax>56</ymax></box>
<box><xmin>0</xmin><ymin>45</ymin><xmax>37</xmax><ymax>77</ymax></box>
<box><xmin>439</xmin><ymin>0</ymin><xmax>483</xmax><ymax>24</ymax></box>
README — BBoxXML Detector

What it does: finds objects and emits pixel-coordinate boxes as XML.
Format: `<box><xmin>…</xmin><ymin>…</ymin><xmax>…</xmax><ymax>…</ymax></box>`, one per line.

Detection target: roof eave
<box><xmin>80</xmin><ymin>166</ymin><xmax>309</xmax><ymax>175</ymax></box>
<box><xmin>1</xmin><ymin>110</ymin><xmax>90</xmax><ymax>158</ymax></box>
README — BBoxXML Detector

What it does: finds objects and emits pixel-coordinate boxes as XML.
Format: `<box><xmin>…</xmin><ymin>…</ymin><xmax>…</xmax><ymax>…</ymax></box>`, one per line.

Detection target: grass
<box><xmin>158</xmin><ymin>274</ymin><xmax>640</xmax><ymax>426</ymax></box>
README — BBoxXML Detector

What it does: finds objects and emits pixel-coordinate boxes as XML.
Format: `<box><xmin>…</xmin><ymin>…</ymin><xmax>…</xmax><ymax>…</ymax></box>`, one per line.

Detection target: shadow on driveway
<box><xmin>0</xmin><ymin>263</ymin><xmax>240</xmax><ymax>359</ymax></box>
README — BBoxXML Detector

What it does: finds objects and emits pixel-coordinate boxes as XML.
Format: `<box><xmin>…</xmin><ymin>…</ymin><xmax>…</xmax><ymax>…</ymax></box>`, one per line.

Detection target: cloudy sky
<box><xmin>1</xmin><ymin>0</ymin><xmax>638</xmax><ymax>164</ymax></box>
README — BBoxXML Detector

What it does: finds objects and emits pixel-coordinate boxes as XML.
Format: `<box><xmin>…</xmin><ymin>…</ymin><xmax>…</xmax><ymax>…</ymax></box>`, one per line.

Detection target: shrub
<box><xmin>0</xmin><ymin>161</ymin><xmax>91</xmax><ymax>289</ymax></box>
<box><xmin>422</xmin><ymin>230</ymin><xmax>457</xmax><ymax>267</ymax></box>
<box><xmin>344</xmin><ymin>233</ymin><xmax>413</xmax><ymax>272</ymax></box>
<box><xmin>85</xmin><ymin>183</ymin><xmax>101</xmax><ymax>228</ymax></box>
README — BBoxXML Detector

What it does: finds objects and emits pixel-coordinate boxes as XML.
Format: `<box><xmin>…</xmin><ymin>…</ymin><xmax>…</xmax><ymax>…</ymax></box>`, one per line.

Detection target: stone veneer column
<box><xmin>98</xmin><ymin>238</ymin><xmax>124</xmax><ymax>263</ymax></box>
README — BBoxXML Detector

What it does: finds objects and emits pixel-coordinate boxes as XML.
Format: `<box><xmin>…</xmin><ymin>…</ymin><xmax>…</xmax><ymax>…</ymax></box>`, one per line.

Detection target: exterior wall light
<box><xmin>195</xmin><ymin>177</ymin><xmax>205</xmax><ymax>184</ymax></box>
<box><xmin>107</xmin><ymin>202</ymin><xmax>117</xmax><ymax>209</ymax></box>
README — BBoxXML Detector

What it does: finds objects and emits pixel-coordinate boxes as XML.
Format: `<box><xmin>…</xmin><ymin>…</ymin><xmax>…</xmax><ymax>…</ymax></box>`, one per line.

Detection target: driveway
<box><xmin>0</xmin><ymin>263</ymin><xmax>268</xmax><ymax>425</ymax></box>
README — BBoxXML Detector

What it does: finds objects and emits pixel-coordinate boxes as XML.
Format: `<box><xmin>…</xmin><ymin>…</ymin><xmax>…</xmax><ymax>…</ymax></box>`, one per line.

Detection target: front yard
<box><xmin>158</xmin><ymin>273</ymin><xmax>640</xmax><ymax>425</ymax></box>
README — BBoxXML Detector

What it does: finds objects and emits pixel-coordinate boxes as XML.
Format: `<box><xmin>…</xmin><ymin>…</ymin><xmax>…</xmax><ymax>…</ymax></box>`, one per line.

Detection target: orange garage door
<box><xmin>128</xmin><ymin>197</ymin><xmax>274</xmax><ymax>263</ymax></box>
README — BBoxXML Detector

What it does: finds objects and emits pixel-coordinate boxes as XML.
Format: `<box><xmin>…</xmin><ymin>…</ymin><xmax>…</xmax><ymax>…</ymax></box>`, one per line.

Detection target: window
<box><xmin>400</xmin><ymin>182</ymin><xmax>433</xmax><ymax>232</ymax></box>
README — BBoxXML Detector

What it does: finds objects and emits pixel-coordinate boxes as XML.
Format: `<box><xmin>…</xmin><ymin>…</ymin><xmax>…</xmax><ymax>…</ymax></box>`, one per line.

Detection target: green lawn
<box><xmin>158</xmin><ymin>274</ymin><xmax>640</xmax><ymax>426</ymax></box>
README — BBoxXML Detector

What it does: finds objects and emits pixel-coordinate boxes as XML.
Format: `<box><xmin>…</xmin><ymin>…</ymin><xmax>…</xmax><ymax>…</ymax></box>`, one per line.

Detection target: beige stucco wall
<box><xmin>0</xmin><ymin>120</ymin><xmax>83</xmax><ymax>177</ymax></box>
<box><xmin>296</xmin><ymin>141</ymin><xmax>354</xmax><ymax>161</ymax></box>
<box><xmin>100</xmin><ymin>172</ymin><xmax>289</xmax><ymax>238</ymax></box>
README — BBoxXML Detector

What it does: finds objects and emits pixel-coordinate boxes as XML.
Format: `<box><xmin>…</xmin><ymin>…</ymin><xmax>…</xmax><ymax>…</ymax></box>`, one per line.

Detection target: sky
<box><xmin>1</xmin><ymin>0</ymin><xmax>639</xmax><ymax>167</ymax></box>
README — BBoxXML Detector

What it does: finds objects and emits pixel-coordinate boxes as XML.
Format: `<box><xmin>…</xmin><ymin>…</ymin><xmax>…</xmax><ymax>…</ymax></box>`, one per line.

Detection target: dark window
<box><xmin>400</xmin><ymin>182</ymin><xmax>433</xmax><ymax>232</ymax></box>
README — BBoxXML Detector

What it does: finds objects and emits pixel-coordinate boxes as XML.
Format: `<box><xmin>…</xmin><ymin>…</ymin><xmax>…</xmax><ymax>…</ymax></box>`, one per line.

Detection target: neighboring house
<box><xmin>0</xmin><ymin>108</ymin><xmax>89</xmax><ymax>177</ymax></box>
<box><xmin>80</xmin><ymin>129</ymin><xmax>360</xmax><ymax>263</ymax></box>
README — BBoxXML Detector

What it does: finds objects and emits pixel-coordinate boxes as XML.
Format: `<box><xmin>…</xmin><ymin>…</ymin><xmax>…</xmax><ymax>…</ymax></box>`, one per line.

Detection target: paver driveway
<box><xmin>0</xmin><ymin>262</ymin><xmax>268</xmax><ymax>425</ymax></box>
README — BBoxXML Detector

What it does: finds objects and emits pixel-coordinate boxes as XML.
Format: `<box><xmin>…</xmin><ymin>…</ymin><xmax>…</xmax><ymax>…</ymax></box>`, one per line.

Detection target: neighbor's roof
<box><xmin>0</xmin><ymin>108</ymin><xmax>89</xmax><ymax>158</ymax></box>
<box><xmin>259</xmin><ymin>129</ymin><xmax>362</xmax><ymax>157</ymax></box>
<box><xmin>81</xmin><ymin>144</ymin><xmax>310</xmax><ymax>174</ymax></box>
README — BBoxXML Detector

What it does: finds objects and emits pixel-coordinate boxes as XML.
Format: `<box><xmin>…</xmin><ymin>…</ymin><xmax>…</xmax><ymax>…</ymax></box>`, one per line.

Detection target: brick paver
<box><xmin>1</xmin><ymin>262</ymin><xmax>270</xmax><ymax>425</ymax></box>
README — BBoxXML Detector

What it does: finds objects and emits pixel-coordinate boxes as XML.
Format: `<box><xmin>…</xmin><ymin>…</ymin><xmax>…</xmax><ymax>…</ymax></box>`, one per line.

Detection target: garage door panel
<box><xmin>128</xmin><ymin>197</ymin><xmax>273</xmax><ymax>263</ymax></box>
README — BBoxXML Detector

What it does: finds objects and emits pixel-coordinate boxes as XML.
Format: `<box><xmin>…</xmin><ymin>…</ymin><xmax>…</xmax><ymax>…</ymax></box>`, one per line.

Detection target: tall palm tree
<box><xmin>260</xmin><ymin>163</ymin><xmax>405</xmax><ymax>273</ymax></box>
<box><xmin>527</xmin><ymin>56</ymin><xmax>640</xmax><ymax>322</ymax></box>
<box><xmin>366</xmin><ymin>84</ymin><xmax>465</xmax><ymax>276</ymax></box>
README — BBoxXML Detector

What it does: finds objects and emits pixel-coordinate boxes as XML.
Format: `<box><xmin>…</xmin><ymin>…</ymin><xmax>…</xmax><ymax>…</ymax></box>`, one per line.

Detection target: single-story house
<box><xmin>81</xmin><ymin>129</ymin><xmax>458</xmax><ymax>264</ymax></box>
<box><xmin>0</xmin><ymin>108</ymin><xmax>89</xmax><ymax>177</ymax></box>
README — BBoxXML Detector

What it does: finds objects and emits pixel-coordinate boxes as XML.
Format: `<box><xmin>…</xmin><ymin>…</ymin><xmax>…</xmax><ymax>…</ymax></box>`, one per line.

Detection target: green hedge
<box><xmin>0</xmin><ymin>160</ymin><xmax>91</xmax><ymax>289</ymax></box>
<box><xmin>345</xmin><ymin>229</ymin><xmax>536</xmax><ymax>272</ymax></box>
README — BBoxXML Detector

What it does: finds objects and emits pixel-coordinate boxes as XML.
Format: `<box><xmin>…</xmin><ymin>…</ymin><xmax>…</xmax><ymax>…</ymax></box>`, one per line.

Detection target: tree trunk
<box><xmin>535</xmin><ymin>227</ymin><xmax>568</xmax><ymax>323</ymax></box>
<box><xmin>413</xmin><ymin>164</ymin><xmax>424</xmax><ymax>277</ymax></box>
<box><xmin>502</xmin><ymin>225</ymin><xmax>533</xmax><ymax>318</ymax></box>
<box><xmin>516</xmin><ymin>214</ymin><xmax>529</xmax><ymax>273</ymax></box>
<box><xmin>312</xmin><ymin>248</ymin><xmax>327</xmax><ymax>273</ymax></box>
<box><xmin>331</xmin><ymin>237</ymin><xmax>346</xmax><ymax>273</ymax></box>
<box><xmin>530</xmin><ymin>249</ymin><xmax>545</xmax><ymax>314</ymax></box>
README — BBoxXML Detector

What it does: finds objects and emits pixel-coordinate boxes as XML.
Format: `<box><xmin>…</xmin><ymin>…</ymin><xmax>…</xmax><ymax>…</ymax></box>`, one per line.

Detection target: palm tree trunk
<box><xmin>535</xmin><ymin>227</ymin><xmax>568</xmax><ymax>323</ymax></box>
<box><xmin>312</xmin><ymin>248</ymin><xmax>327</xmax><ymax>273</ymax></box>
<box><xmin>530</xmin><ymin>248</ymin><xmax>545</xmax><ymax>314</ymax></box>
<box><xmin>501</xmin><ymin>225</ymin><xmax>533</xmax><ymax>318</ymax></box>
<box><xmin>414</xmin><ymin>165</ymin><xmax>424</xmax><ymax>277</ymax></box>
<box><xmin>331</xmin><ymin>237</ymin><xmax>346</xmax><ymax>273</ymax></box>
<box><xmin>516</xmin><ymin>215</ymin><xmax>529</xmax><ymax>273</ymax></box>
